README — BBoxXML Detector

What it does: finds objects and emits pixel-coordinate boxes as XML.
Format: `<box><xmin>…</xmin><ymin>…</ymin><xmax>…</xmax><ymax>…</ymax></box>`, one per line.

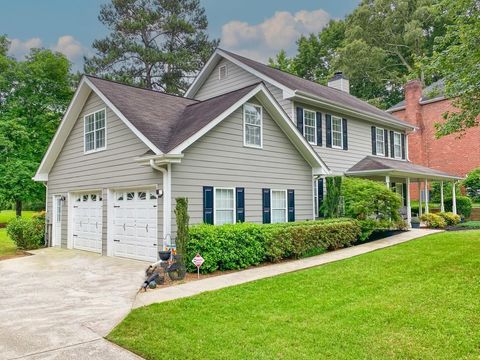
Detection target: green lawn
<box><xmin>109</xmin><ymin>231</ymin><xmax>480</xmax><ymax>360</ymax></box>
<box><xmin>0</xmin><ymin>229</ymin><xmax>17</xmax><ymax>257</ymax></box>
<box><xmin>0</xmin><ymin>210</ymin><xmax>36</xmax><ymax>224</ymax></box>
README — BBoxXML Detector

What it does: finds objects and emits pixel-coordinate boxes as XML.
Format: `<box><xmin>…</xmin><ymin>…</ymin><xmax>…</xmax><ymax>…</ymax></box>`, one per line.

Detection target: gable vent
<box><xmin>218</xmin><ymin>64</ymin><xmax>228</xmax><ymax>80</ymax></box>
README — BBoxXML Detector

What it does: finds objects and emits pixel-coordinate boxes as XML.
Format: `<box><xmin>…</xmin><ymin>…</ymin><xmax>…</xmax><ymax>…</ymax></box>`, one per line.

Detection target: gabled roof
<box><xmin>186</xmin><ymin>48</ymin><xmax>415</xmax><ymax>130</ymax></box>
<box><xmin>35</xmin><ymin>76</ymin><xmax>330</xmax><ymax>180</ymax></box>
<box><xmin>346</xmin><ymin>156</ymin><xmax>463</xmax><ymax>181</ymax></box>
<box><xmin>388</xmin><ymin>79</ymin><xmax>446</xmax><ymax>112</ymax></box>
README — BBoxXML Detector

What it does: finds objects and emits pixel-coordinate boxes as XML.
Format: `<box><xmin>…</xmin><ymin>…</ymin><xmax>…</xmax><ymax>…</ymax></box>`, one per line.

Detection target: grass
<box><xmin>109</xmin><ymin>231</ymin><xmax>480</xmax><ymax>360</ymax></box>
<box><xmin>0</xmin><ymin>229</ymin><xmax>17</xmax><ymax>257</ymax></box>
<box><xmin>0</xmin><ymin>210</ymin><xmax>36</xmax><ymax>224</ymax></box>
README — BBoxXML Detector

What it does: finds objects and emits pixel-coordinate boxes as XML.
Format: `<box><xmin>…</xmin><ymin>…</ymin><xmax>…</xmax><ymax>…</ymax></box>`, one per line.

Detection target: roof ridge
<box><xmin>85</xmin><ymin>74</ymin><xmax>199</xmax><ymax>103</ymax></box>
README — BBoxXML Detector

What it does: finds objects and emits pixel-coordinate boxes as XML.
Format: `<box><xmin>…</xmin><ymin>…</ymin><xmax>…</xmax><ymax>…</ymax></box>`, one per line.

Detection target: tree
<box><xmin>321</xmin><ymin>176</ymin><xmax>343</xmax><ymax>218</ymax></box>
<box><xmin>84</xmin><ymin>0</ymin><xmax>219</xmax><ymax>94</ymax></box>
<box><xmin>0</xmin><ymin>41</ymin><xmax>74</xmax><ymax>216</ymax></box>
<box><xmin>427</xmin><ymin>0</ymin><xmax>480</xmax><ymax>137</ymax></box>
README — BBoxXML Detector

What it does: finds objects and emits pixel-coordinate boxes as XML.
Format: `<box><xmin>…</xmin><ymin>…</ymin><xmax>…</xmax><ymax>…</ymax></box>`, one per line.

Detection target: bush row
<box><xmin>186</xmin><ymin>219</ymin><xmax>361</xmax><ymax>273</ymax></box>
<box><xmin>420</xmin><ymin>212</ymin><xmax>461</xmax><ymax>229</ymax></box>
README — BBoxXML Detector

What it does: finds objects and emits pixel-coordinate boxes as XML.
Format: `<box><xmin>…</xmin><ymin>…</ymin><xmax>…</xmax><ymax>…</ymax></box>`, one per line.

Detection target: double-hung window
<box><xmin>271</xmin><ymin>190</ymin><xmax>287</xmax><ymax>223</ymax></box>
<box><xmin>331</xmin><ymin>116</ymin><xmax>343</xmax><ymax>148</ymax></box>
<box><xmin>84</xmin><ymin>109</ymin><xmax>106</xmax><ymax>153</ymax></box>
<box><xmin>303</xmin><ymin>109</ymin><xmax>316</xmax><ymax>144</ymax></box>
<box><xmin>214</xmin><ymin>188</ymin><xmax>235</xmax><ymax>225</ymax></box>
<box><xmin>376</xmin><ymin>128</ymin><xmax>385</xmax><ymax>155</ymax></box>
<box><xmin>393</xmin><ymin>132</ymin><xmax>402</xmax><ymax>158</ymax></box>
<box><xmin>244</xmin><ymin>103</ymin><xmax>262</xmax><ymax>148</ymax></box>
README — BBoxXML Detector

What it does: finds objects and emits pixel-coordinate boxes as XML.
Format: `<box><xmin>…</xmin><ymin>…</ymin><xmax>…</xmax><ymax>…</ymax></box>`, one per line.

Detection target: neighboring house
<box><xmin>388</xmin><ymin>79</ymin><xmax>480</xmax><ymax>198</ymax></box>
<box><xmin>34</xmin><ymin>49</ymin><xmax>461</xmax><ymax>262</ymax></box>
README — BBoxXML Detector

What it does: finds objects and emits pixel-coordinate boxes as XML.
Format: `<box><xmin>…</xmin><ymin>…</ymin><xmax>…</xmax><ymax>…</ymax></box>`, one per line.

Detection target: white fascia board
<box><xmin>345</xmin><ymin>169</ymin><xmax>463</xmax><ymax>181</ymax></box>
<box><xmin>84</xmin><ymin>77</ymin><xmax>163</xmax><ymax>155</ymax></box>
<box><xmin>185</xmin><ymin>50</ymin><xmax>222</xmax><ymax>98</ymax></box>
<box><xmin>292</xmin><ymin>91</ymin><xmax>417</xmax><ymax>132</ymax></box>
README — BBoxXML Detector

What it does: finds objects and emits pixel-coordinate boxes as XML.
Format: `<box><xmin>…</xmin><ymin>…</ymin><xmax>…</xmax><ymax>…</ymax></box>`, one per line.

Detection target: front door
<box><xmin>52</xmin><ymin>195</ymin><xmax>62</xmax><ymax>247</ymax></box>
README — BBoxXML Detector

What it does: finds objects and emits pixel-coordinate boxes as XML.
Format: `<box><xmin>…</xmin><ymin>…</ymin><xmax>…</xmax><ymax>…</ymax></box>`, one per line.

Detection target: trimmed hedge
<box><xmin>445</xmin><ymin>196</ymin><xmax>472</xmax><ymax>219</ymax></box>
<box><xmin>6</xmin><ymin>212</ymin><xmax>45</xmax><ymax>250</ymax></box>
<box><xmin>420</xmin><ymin>213</ymin><xmax>446</xmax><ymax>229</ymax></box>
<box><xmin>186</xmin><ymin>219</ymin><xmax>361</xmax><ymax>273</ymax></box>
<box><xmin>438</xmin><ymin>212</ymin><xmax>461</xmax><ymax>226</ymax></box>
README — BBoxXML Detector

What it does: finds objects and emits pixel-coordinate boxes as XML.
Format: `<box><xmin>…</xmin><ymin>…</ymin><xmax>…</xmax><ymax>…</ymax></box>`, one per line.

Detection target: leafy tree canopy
<box><xmin>84</xmin><ymin>0</ymin><xmax>219</xmax><ymax>94</ymax></box>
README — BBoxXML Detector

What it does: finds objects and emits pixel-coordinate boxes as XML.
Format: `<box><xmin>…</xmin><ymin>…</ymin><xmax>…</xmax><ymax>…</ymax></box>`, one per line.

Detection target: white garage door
<box><xmin>72</xmin><ymin>192</ymin><xmax>103</xmax><ymax>253</ymax></box>
<box><xmin>113</xmin><ymin>190</ymin><xmax>158</xmax><ymax>262</ymax></box>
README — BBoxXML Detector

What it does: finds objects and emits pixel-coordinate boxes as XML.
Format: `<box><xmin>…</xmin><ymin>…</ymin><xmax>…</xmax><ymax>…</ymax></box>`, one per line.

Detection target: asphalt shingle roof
<box><xmin>87</xmin><ymin>76</ymin><xmax>259</xmax><ymax>153</ymax></box>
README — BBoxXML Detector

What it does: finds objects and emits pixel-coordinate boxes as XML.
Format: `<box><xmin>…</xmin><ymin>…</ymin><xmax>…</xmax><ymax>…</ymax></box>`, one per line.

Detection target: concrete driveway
<box><xmin>0</xmin><ymin>248</ymin><xmax>148</xmax><ymax>359</ymax></box>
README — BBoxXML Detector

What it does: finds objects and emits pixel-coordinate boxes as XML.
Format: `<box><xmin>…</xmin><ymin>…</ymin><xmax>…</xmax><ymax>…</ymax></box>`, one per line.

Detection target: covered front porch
<box><xmin>346</xmin><ymin>156</ymin><xmax>464</xmax><ymax>227</ymax></box>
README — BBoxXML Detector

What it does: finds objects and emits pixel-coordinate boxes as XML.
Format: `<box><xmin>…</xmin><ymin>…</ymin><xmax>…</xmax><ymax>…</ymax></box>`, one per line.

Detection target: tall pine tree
<box><xmin>84</xmin><ymin>0</ymin><xmax>219</xmax><ymax>95</ymax></box>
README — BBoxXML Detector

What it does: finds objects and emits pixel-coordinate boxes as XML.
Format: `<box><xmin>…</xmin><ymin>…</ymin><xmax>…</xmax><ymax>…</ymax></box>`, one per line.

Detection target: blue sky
<box><xmin>2</xmin><ymin>0</ymin><xmax>359</xmax><ymax>70</ymax></box>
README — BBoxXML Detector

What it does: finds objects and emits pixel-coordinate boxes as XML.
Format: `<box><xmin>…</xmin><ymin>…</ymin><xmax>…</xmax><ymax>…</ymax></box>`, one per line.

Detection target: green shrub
<box><xmin>420</xmin><ymin>213</ymin><xmax>446</xmax><ymax>228</ymax></box>
<box><xmin>444</xmin><ymin>196</ymin><xmax>472</xmax><ymax>218</ymax></box>
<box><xmin>186</xmin><ymin>219</ymin><xmax>361</xmax><ymax>273</ymax></box>
<box><xmin>437</xmin><ymin>212</ymin><xmax>461</xmax><ymax>226</ymax></box>
<box><xmin>342</xmin><ymin>177</ymin><xmax>402</xmax><ymax>221</ymax></box>
<box><xmin>174</xmin><ymin>197</ymin><xmax>189</xmax><ymax>263</ymax></box>
<box><xmin>463</xmin><ymin>168</ymin><xmax>480</xmax><ymax>202</ymax></box>
<box><xmin>321</xmin><ymin>176</ymin><xmax>342</xmax><ymax>218</ymax></box>
<box><xmin>6</xmin><ymin>214</ymin><xmax>45</xmax><ymax>250</ymax></box>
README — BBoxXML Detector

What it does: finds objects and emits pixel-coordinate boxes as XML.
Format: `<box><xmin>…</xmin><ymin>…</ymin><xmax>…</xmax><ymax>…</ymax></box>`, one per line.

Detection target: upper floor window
<box><xmin>243</xmin><ymin>103</ymin><xmax>262</xmax><ymax>148</ymax></box>
<box><xmin>84</xmin><ymin>109</ymin><xmax>106</xmax><ymax>153</ymax></box>
<box><xmin>214</xmin><ymin>187</ymin><xmax>235</xmax><ymax>225</ymax></box>
<box><xmin>271</xmin><ymin>190</ymin><xmax>287</xmax><ymax>223</ymax></box>
<box><xmin>303</xmin><ymin>109</ymin><xmax>316</xmax><ymax>145</ymax></box>
<box><xmin>393</xmin><ymin>132</ymin><xmax>402</xmax><ymax>158</ymax></box>
<box><xmin>218</xmin><ymin>64</ymin><xmax>228</xmax><ymax>80</ymax></box>
<box><xmin>376</xmin><ymin>128</ymin><xmax>385</xmax><ymax>155</ymax></box>
<box><xmin>331</xmin><ymin>116</ymin><xmax>343</xmax><ymax>148</ymax></box>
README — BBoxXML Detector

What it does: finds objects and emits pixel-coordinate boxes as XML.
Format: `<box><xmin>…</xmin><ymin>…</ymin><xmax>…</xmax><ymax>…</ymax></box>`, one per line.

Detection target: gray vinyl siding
<box><xmin>47</xmin><ymin>92</ymin><xmax>163</xmax><ymax>253</ymax></box>
<box><xmin>170</xmin><ymin>95</ymin><xmax>313</xmax><ymax>237</ymax></box>
<box><xmin>293</xmin><ymin>101</ymin><xmax>407</xmax><ymax>175</ymax></box>
<box><xmin>194</xmin><ymin>59</ymin><xmax>293</xmax><ymax>118</ymax></box>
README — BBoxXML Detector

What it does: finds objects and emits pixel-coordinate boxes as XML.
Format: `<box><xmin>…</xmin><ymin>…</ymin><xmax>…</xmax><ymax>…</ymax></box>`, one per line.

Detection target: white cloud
<box><xmin>51</xmin><ymin>35</ymin><xmax>88</xmax><ymax>62</ymax></box>
<box><xmin>8</xmin><ymin>37</ymin><xmax>43</xmax><ymax>59</ymax></box>
<box><xmin>221</xmin><ymin>9</ymin><xmax>331</xmax><ymax>62</ymax></box>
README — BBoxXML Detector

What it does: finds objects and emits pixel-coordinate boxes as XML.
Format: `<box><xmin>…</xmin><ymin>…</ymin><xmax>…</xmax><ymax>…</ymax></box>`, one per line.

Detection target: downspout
<box><xmin>149</xmin><ymin>159</ymin><xmax>172</xmax><ymax>249</ymax></box>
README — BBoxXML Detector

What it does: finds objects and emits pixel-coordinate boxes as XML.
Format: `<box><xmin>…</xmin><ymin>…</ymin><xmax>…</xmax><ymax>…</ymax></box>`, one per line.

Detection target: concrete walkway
<box><xmin>134</xmin><ymin>228</ymin><xmax>442</xmax><ymax>308</ymax></box>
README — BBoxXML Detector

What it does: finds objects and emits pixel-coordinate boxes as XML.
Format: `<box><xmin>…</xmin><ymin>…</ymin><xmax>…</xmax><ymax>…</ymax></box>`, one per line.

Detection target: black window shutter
<box><xmin>236</xmin><ymin>187</ymin><xmax>245</xmax><ymax>223</ymax></box>
<box><xmin>262</xmin><ymin>188</ymin><xmax>271</xmax><ymax>224</ymax></box>
<box><xmin>391</xmin><ymin>182</ymin><xmax>395</xmax><ymax>191</ymax></box>
<box><xmin>371</xmin><ymin>126</ymin><xmax>377</xmax><ymax>155</ymax></box>
<box><xmin>401</xmin><ymin>133</ymin><xmax>406</xmax><ymax>159</ymax></box>
<box><xmin>287</xmin><ymin>189</ymin><xmax>295</xmax><ymax>222</ymax></box>
<box><xmin>402</xmin><ymin>183</ymin><xmax>407</xmax><ymax>206</ymax></box>
<box><xmin>326</xmin><ymin>114</ymin><xmax>332</xmax><ymax>148</ymax></box>
<box><xmin>318</xmin><ymin>178</ymin><xmax>324</xmax><ymax>217</ymax></box>
<box><xmin>390</xmin><ymin>131</ymin><xmax>395</xmax><ymax>158</ymax></box>
<box><xmin>203</xmin><ymin>186</ymin><xmax>214</xmax><ymax>225</ymax></box>
<box><xmin>342</xmin><ymin>118</ymin><xmax>348</xmax><ymax>150</ymax></box>
<box><xmin>316</xmin><ymin>112</ymin><xmax>322</xmax><ymax>146</ymax></box>
<box><xmin>296</xmin><ymin>107</ymin><xmax>304</xmax><ymax>135</ymax></box>
<box><xmin>384</xmin><ymin>129</ymin><xmax>389</xmax><ymax>157</ymax></box>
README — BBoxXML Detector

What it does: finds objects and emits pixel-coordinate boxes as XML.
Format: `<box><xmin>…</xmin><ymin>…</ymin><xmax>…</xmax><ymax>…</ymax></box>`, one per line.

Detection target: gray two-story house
<box><xmin>34</xmin><ymin>49</ymin><xmax>461</xmax><ymax>263</ymax></box>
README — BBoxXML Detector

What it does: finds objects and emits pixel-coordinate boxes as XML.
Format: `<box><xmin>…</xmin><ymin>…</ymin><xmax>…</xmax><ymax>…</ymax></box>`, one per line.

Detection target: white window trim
<box><xmin>218</xmin><ymin>64</ymin><xmax>228</xmax><ymax>80</ymax></box>
<box><xmin>83</xmin><ymin>107</ymin><xmax>107</xmax><ymax>154</ymax></box>
<box><xmin>393</xmin><ymin>131</ymin><xmax>402</xmax><ymax>159</ymax></box>
<box><xmin>303</xmin><ymin>108</ymin><xmax>317</xmax><ymax>145</ymax></box>
<box><xmin>243</xmin><ymin>103</ymin><xmax>263</xmax><ymax>149</ymax></box>
<box><xmin>270</xmin><ymin>189</ymin><xmax>288</xmax><ymax>224</ymax></box>
<box><xmin>376</xmin><ymin>127</ymin><xmax>385</xmax><ymax>156</ymax></box>
<box><xmin>331</xmin><ymin>115</ymin><xmax>343</xmax><ymax>149</ymax></box>
<box><xmin>213</xmin><ymin>187</ymin><xmax>236</xmax><ymax>225</ymax></box>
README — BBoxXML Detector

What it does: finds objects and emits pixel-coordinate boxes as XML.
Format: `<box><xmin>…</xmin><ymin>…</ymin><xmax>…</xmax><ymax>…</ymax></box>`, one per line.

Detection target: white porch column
<box><xmin>440</xmin><ymin>181</ymin><xmax>445</xmax><ymax>212</ymax></box>
<box><xmin>452</xmin><ymin>181</ymin><xmax>457</xmax><ymax>215</ymax></box>
<box><xmin>406</xmin><ymin>178</ymin><xmax>411</xmax><ymax>228</ymax></box>
<box><xmin>418</xmin><ymin>182</ymin><xmax>423</xmax><ymax>217</ymax></box>
<box><xmin>385</xmin><ymin>175</ymin><xmax>390</xmax><ymax>189</ymax></box>
<box><xmin>424</xmin><ymin>178</ymin><xmax>429</xmax><ymax>214</ymax></box>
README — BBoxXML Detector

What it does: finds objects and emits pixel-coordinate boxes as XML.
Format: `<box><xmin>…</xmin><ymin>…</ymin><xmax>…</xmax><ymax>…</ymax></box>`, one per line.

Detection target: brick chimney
<box><xmin>404</xmin><ymin>79</ymin><xmax>426</xmax><ymax>165</ymax></box>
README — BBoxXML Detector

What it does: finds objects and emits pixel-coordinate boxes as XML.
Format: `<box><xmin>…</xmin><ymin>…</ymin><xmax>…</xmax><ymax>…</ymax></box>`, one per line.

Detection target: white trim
<box><xmin>393</xmin><ymin>131</ymin><xmax>402</xmax><ymax>159</ymax></box>
<box><xmin>303</xmin><ymin>108</ymin><xmax>317</xmax><ymax>145</ymax></box>
<box><xmin>375</xmin><ymin>127</ymin><xmax>385</xmax><ymax>156</ymax></box>
<box><xmin>270</xmin><ymin>189</ymin><xmax>288</xmax><ymax>224</ymax></box>
<box><xmin>83</xmin><ymin>107</ymin><xmax>107</xmax><ymax>154</ymax></box>
<box><xmin>243</xmin><ymin>102</ymin><xmax>263</xmax><ymax>148</ymax></box>
<box><xmin>213</xmin><ymin>187</ymin><xmax>236</xmax><ymax>225</ymax></box>
<box><xmin>67</xmin><ymin>193</ymin><xmax>74</xmax><ymax>249</ymax></box>
<box><xmin>218</xmin><ymin>64</ymin><xmax>228</xmax><ymax>80</ymax></box>
<box><xmin>331</xmin><ymin>115</ymin><xmax>343</xmax><ymax>149</ymax></box>
<box><xmin>345</xmin><ymin>168</ymin><xmax>463</xmax><ymax>181</ymax></box>
<box><xmin>185</xmin><ymin>50</ymin><xmax>223</xmax><ymax>98</ymax></box>
<box><xmin>51</xmin><ymin>195</ymin><xmax>62</xmax><ymax>247</ymax></box>
<box><xmin>107</xmin><ymin>189</ymin><xmax>114</xmax><ymax>257</ymax></box>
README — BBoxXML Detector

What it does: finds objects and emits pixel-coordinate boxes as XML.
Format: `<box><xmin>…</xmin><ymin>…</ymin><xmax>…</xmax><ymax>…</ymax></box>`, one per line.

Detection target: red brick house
<box><xmin>388</xmin><ymin>79</ymin><xmax>480</xmax><ymax>198</ymax></box>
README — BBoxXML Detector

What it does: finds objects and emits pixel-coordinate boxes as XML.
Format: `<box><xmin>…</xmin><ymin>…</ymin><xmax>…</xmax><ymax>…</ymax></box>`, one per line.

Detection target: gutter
<box><xmin>292</xmin><ymin>91</ymin><xmax>417</xmax><ymax>132</ymax></box>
